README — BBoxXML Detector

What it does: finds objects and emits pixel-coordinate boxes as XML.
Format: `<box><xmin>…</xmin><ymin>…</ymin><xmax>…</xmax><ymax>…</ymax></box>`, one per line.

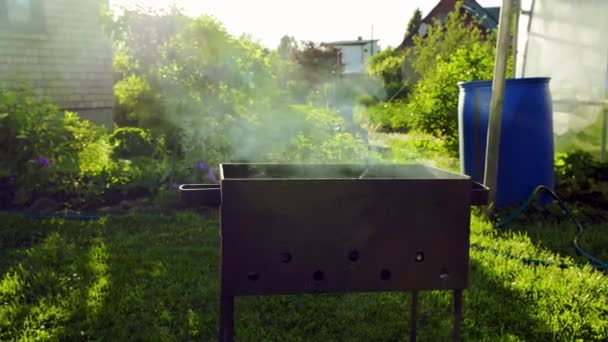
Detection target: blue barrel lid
<box><xmin>458</xmin><ymin>77</ymin><xmax>550</xmax><ymax>90</ymax></box>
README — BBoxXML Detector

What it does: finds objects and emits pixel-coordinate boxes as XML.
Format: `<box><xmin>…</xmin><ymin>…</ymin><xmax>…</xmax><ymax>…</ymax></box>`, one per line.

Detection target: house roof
<box><xmin>484</xmin><ymin>7</ymin><xmax>501</xmax><ymax>22</ymax></box>
<box><xmin>323</xmin><ymin>39</ymin><xmax>379</xmax><ymax>46</ymax></box>
<box><xmin>462</xmin><ymin>0</ymin><xmax>499</xmax><ymax>30</ymax></box>
<box><xmin>397</xmin><ymin>0</ymin><xmax>499</xmax><ymax>50</ymax></box>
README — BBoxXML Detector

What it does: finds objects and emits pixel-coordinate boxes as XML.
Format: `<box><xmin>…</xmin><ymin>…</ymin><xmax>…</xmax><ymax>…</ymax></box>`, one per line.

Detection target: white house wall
<box><xmin>333</xmin><ymin>42</ymin><xmax>379</xmax><ymax>74</ymax></box>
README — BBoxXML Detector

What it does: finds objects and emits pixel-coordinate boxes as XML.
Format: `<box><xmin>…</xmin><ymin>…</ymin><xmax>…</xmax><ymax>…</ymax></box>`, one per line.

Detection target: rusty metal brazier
<box><xmin>180</xmin><ymin>163</ymin><xmax>488</xmax><ymax>342</ymax></box>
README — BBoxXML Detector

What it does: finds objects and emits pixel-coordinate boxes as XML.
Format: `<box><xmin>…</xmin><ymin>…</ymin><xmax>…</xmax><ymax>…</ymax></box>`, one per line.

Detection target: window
<box><xmin>0</xmin><ymin>0</ymin><xmax>45</xmax><ymax>33</ymax></box>
<box><xmin>418</xmin><ymin>23</ymin><xmax>427</xmax><ymax>36</ymax></box>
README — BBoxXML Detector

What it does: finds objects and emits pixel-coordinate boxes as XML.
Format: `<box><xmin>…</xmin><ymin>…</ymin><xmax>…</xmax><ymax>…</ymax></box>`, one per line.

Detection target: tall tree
<box><xmin>405</xmin><ymin>8</ymin><xmax>423</xmax><ymax>38</ymax></box>
<box><xmin>407</xmin><ymin>1</ymin><xmax>492</xmax><ymax>78</ymax></box>
<box><xmin>291</xmin><ymin>41</ymin><xmax>341</xmax><ymax>86</ymax></box>
<box><xmin>277</xmin><ymin>35</ymin><xmax>297</xmax><ymax>59</ymax></box>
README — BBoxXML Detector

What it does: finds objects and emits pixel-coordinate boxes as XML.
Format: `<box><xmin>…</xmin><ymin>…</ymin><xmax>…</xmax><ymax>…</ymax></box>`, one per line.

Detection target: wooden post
<box><xmin>512</xmin><ymin>0</ymin><xmax>520</xmax><ymax>77</ymax></box>
<box><xmin>603</xmin><ymin>54</ymin><xmax>608</xmax><ymax>161</ymax></box>
<box><xmin>601</xmin><ymin>106</ymin><xmax>607</xmax><ymax>161</ymax></box>
<box><xmin>483</xmin><ymin>0</ymin><xmax>514</xmax><ymax>215</ymax></box>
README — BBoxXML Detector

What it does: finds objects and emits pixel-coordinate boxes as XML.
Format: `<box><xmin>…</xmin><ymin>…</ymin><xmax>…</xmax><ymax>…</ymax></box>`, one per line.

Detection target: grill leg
<box><xmin>453</xmin><ymin>289</ymin><xmax>463</xmax><ymax>342</ymax></box>
<box><xmin>409</xmin><ymin>291</ymin><xmax>418</xmax><ymax>342</ymax></box>
<box><xmin>219</xmin><ymin>295</ymin><xmax>234</xmax><ymax>342</ymax></box>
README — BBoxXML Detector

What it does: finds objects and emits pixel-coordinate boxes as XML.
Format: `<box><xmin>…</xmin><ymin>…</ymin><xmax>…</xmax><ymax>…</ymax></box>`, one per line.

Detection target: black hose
<box><xmin>478</xmin><ymin>185</ymin><xmax>608</xmax><ymax>271</ymax></box>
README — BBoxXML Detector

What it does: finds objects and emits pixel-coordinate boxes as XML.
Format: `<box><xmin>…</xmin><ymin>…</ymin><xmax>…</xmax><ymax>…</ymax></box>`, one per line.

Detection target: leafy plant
<box><xmin>554</xmin><ymin>150</ymin><xmax>608</xmax><ymax>209</ymax></box>
<box><xmin>291</xmin><ymin>41</ymin><xmax>342</xmax><ymax>93</ymax></box>
<box><xmin>389</xmin><ymin>131</ymin><xmax>458</xmax><ymax>170</ymax></box>
<box><xmin>0</xmin><ymin>86</ymin><xmax>111</xmax><ymax>206</ymax></box>
<box><xmin>109</xmin><ymin>10</ymin><xmax>285</xmax><ymax>164</ymax></box>
<box><xmin>367</xmin><ymin>48</ymin><xmax>409</xmax><ymax>100</ymax></box>
<box><xmin>405</xmin><ymin>42</ymin><xmax>497</xmax><ymax>154</ymax></box>
<box><xmin>253</xmin><ymin>104</ymin><xmax>370</xmax><ymax>163</ymax></box>
<box><xmin>365</xmin><ymin>100</ymin><xmax>412</xmax><ymax>132</ymax></box>
<box><xmin>405</xmin><ymin>0</ymin><xmax>494</xmax><ymax>81</ymax></box>
<box><xmin>109</xmin><ymin>127</ymin><xmax>161</xmax><ymax>159</ymax></box>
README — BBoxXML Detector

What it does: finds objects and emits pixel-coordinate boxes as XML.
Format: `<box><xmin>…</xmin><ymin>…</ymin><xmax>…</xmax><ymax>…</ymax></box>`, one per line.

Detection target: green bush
<box><xmin>389</xmin><ymin>131</ymin><xmax>458</xmax><ymax>170</ymax></box>
<box><xmin>109</xmin><ymin>127</ymin><xmax>160</xmax><ymax>159</ymax></box>
<box><xmin>252</xmin><ymin>104</ymin><xmax>370</xmax><ymax>163</ymax></box>
<box><xmin>0</xmin><ymin>86</ymin><xmax>180</xmax><ymax>208</ymax></box>
<box><xmin>0</xmin><ymin>86</ymin><xmax>111</xmax><ymax>206</ymax></box>
<box><xmin>405</xmin><ymin>0</ymin><xmax>493</xmax><ymax>80</ymax></box>
<box><xmin>106</xmin><ymin>157</ymin><xmax>172</xmax><ymax>196</ymax></box>
<box><xmin>110</xmin><ymin>12</ymin><xmax>283</xmax><ymax>164</ymax></box>
<box><xmin>405</xmin><ymin>42</ymin><xmax>496</xmax><ymax>154</ymax></box>
<box><xmin>366</xmin><ymin>100</ymin><xmax>412</xmax><ymax>132</ymax></box>
<box><xmin>367</xmin><ymin>48</ymin><xmax>408</xmax><ymax>100</ymax></box>
<box><xmin>113</xmin><ymin>74</ymin><xmax>164</xmax><ymax>128</ymax></box>
<box><xmin>393</xmin><ymin>0</ymin><xmax>506</xmax><ymax>155</ymax></box>
<box><xmin>109</xmin><ymin>9</ymin><xmax>376</xmax><ymax>166</ymax></box>
<box><xmin>554</xmin><ymin>150</ymin><xmax>608</xmax><ymax>208</ymax></box>
<box><xmin>355</xmin><ymin>95</ymin><xmax>379</xmax><ymax>107</ymax></box>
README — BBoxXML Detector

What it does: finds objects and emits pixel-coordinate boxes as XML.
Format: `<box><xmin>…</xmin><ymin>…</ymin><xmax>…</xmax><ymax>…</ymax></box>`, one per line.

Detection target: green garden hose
<box><xmin>484</xmin><ymin>185</ymin><xmax>608</xmax><ymax>272</ymax></box>
<box><xmin>1</xmin><ymin>211</ymin><xmax>107</xmax><ymax>221</ymax></box>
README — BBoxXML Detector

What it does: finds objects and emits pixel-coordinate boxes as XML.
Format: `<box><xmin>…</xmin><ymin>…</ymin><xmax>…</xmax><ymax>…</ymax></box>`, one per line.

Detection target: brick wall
<box><xmin>0</xmin><ymin>0</ymin><xmax>114</xmax><ymax>128</ymax></box>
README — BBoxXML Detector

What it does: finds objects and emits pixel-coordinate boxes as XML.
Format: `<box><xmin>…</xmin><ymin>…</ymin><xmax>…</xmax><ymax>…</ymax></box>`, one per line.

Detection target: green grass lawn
<box><xmin>1</xmin><ymin>212</ymin><xmax>607</xmax><ymax>341</ymax></box>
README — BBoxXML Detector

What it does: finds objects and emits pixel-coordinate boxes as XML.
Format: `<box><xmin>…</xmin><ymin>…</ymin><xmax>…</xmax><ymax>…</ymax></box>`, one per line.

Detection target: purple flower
<box><xmin>37</xmin><ymin>157</ymin><xmax>50</xmax><ymax>168</ymax></box>
<box><xmin>206</xmin><ymin>167</ymin><xmax>219</xmax><ymax>184</ymax></box>
<box><xmin>195</xmin><ymin>162</ymin><xmax>209</xmax><ymax>170</ymax></box>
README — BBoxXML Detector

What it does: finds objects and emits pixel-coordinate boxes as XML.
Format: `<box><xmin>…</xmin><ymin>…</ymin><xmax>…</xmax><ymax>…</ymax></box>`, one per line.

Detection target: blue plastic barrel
<box><xmin>458</xmin><ymin>77</ymin><xmax>554</xmax><ymax>207</ymax></box>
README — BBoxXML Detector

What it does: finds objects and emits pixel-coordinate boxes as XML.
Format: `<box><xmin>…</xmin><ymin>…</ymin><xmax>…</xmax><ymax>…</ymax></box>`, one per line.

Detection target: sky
<box><xmin>109</xmin><ymin>0</ymin><xmax>502</xmax><ymax>49</ymax></box>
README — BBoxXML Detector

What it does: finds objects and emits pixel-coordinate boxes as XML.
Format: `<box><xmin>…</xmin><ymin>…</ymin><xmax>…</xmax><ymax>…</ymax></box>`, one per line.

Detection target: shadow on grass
<box><xmin>92</xmin><ymin>213</ymin><xmax>221</xmax><ymax>341</ymax></box>
<box><xmin>0</xmin><ymin>212</ymin><xmax>221</xmax><ymax>341</ymax></box>
<box><xmin>1</xmin><ymin>212</ymin><xmax>605</xmax><ymax>341</ymax></box>
<box><xmin>232</xmin><ymin>258</ymin><xmax>555</xmax><ymax>342</ymax></box>
<box><xmin>0</xmin><ymin>216</ymin><xmax>111</xmax><ymax>340</ymax></box>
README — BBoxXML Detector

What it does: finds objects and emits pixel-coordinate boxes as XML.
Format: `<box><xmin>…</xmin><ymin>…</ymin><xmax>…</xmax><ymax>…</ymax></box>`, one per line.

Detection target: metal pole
<box><xmin>483</xmin><ymin>0</ymin><xmax>514</xmax><ymax>215</ymax></box>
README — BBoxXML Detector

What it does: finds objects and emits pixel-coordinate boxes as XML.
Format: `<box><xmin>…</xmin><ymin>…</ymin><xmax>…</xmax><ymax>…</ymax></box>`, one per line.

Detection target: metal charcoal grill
<box><xmin>180</xmin><ymin>163</ymin><xmax>488</xmax><ymax>342</ymax></box>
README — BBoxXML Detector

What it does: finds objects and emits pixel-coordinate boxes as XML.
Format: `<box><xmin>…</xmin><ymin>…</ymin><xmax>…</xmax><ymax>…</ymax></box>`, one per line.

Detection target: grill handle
<box><xmin>179</xmin><ymin>184</ymin><xmax>221</xmax><ymax>207</ymax></box>
<box><xmin>471</xmin><ymin>181</ymin><xmax>489</xmax><ymax>206</ymax></box>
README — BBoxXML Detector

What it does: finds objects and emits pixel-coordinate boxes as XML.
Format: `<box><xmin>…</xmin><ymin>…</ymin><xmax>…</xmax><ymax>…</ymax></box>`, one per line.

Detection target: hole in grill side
<box><xmin>247</xmin><ymin>272</ymin><xmax>259</xmax><ymax>281</ymax></box>
<box><xmin>281</xmin><ymin>252</ymin><xmax>292</xmax><ymax>263</ymax></box>
<box><xmin>380</xmin><ymin>269</ymin><xmax>391</xmax><ymax>280</ymax></box>
<box><xmin>415</xmin><ymin>251</ymin><xmax>424</xmax><ymax>262</ymax></box>
<box><xmin>348</xmin><ymin>250</ymin><xmax>360</xmax><ymax>261</ymax></box>
<box><xmin>313</xmin><ymin>270</ymin><xmax>324</xmax><ymax>281</ymax></box>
